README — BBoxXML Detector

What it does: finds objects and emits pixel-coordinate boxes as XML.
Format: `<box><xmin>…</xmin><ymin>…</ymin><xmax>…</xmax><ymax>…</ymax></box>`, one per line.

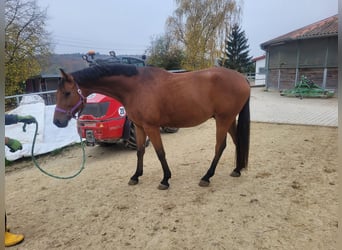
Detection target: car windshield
<box><xmin>120</xmin><ymin>57</ymin><xmax>145</xmax><ymax>67</ymax></box>
<box><xmin>80</xmin><ymin>102</ymin><xmax>110</xmax><ymax>117</ymax></box>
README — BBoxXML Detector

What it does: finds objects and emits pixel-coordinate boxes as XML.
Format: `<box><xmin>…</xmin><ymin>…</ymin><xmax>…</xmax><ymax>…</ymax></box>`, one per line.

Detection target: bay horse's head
<box><xmin>53</xmin><ymin>69</ymin><xmax>86</xmax><ymax>128</ymax></box>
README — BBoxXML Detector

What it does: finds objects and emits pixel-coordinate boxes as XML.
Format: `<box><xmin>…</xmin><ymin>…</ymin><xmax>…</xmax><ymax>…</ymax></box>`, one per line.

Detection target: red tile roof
<box><xmin>252</xmin><ymin>55</ymin><xmax>266</xmax><ymax>62</ymax></box>
<box><xmin>261</xmin><ymin>14</ymin><xmax>338</xmax><ymax>49</ymax></box>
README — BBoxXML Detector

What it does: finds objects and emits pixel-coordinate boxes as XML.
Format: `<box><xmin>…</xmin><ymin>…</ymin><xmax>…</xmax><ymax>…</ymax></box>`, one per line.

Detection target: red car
<box><xmin>77</xmin><ymin>93</ymin><xmax>139</xmax><ymax>147</ymax></box>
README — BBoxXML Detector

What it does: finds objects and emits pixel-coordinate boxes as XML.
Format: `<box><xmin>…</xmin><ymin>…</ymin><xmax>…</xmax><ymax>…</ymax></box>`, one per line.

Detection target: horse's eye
<box><xmin>64</xmin><ymin>92</ymin><xmax>71</xmax><ymax>97</ymax></box>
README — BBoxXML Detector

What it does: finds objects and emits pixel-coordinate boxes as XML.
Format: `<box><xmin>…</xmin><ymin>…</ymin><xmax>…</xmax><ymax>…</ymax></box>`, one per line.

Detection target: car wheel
<box><xmin>125</xmin><ymin>123</ymin><xmax>150</xmax><ymax>149</ymax></box>
<box><xmin>161</xmin><ymin>127</ymin><xmax>179</xmax><ymax>133</ymax></box>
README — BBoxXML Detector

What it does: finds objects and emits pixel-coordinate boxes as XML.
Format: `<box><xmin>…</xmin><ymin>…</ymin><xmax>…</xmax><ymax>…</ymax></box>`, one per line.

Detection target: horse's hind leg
<box><xmin>199</xmin><ymin>118</ymin><xmax>231</xmax><ymax>187</ymax></box>
<box><xmin>228</xmin><ymin>121</ymin><xmax>237</xmax><ymax>145</ymax></box>
<box><xmin>228</xmin><ymin>121</ymin><xmax>242</xmax><ymax>177</ymax></box>
<box><xmin>128</xmin><ymin>125</ymin><xmax>147</xmax><ymax>185</ymax></box>
<box><xmin>144</xmin><ymin>126</ymin><xmax>171</xmax><ymax>190</ymax></box>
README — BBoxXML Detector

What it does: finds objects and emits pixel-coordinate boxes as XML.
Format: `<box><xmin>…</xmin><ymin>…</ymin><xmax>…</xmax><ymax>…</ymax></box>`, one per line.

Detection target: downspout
<box><xmin>322</xmin><ymin>43</ymin><xmax>329</xmax><ymax>89</ymax></box>
<box><xmin>277</xmin><ymin>52</ymin><xmax>281</xmax><ymax>90</ymax></box>
<box><xmin>277</xmin><ymin>68</ymin><xmax>281</xmax><ymax>89</ymax></box>
<box><xmin>295</xmin><ymin>41</ymin><xmax>300</xmax><ymax>86</ymax></box>
<box><xmin>265</xmin><ymin>50</ymin><xmax>270</xmax><ymax>90</ymax></box>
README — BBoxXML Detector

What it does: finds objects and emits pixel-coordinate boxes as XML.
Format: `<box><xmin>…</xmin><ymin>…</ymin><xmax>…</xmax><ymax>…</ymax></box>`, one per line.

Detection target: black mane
<box><xmin>71</xmin><ymin>63</ymin><xmax>138</xmax><ymax>83</ymax></box>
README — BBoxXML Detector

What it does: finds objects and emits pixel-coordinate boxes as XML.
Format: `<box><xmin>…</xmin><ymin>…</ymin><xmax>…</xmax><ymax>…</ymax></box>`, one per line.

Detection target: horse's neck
<box><xmin>79</xmin><ymin>78</ymin><xmax>134</xmax><ymax>105</ymax></box>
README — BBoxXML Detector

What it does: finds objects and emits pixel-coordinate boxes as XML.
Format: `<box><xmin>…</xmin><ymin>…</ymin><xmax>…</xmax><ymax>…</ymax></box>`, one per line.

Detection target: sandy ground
<box><xmin>5</xmin><ymin>121</ymin><xmax>338</xmax><ymax>250</ymax></box>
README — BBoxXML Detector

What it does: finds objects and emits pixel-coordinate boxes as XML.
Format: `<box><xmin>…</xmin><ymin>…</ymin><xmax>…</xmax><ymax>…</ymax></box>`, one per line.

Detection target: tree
<box><xmin>5</xmin><ymin>0</ymin><xmax>52</xmax><ymax>97</ymax></box>
<box><xmin>166</xmin><ymin>0</ymin><xmax>241</xmax><ymax>70</ymax></box>
<box><xmin>221</xmin><ymin>24</ymin><xmax>253</xmax><ymax>73</ymax></box>
<box><xmin>146</xmin><ymin>34</ymin><xmax>184</xmax><ymax>70</ymax></box>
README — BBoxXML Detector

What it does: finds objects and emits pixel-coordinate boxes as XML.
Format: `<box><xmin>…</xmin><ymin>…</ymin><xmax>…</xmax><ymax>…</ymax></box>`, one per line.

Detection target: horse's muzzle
<box><xmin>53</xmin><ymin>118</ymin><xmax>69</xmax><ymax>128</ymax></box>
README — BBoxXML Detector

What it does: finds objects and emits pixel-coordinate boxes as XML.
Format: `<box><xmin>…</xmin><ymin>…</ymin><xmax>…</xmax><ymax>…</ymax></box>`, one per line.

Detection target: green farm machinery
<box><xmin>280</xmin><ymin>76</ymin><xmax>334</xmax><ymax>98</ymax></box>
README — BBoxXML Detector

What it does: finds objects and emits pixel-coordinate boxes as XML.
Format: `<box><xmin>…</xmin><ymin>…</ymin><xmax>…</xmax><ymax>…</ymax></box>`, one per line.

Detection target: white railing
<box><xmin>5</xmin><ymin>90</ymin><xmax>57</xmax><ymax>107</ymax></box>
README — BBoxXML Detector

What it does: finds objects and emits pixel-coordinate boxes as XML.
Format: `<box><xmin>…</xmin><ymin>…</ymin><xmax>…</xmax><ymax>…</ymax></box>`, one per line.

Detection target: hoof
<box><xmin>230</xmin><ymin>170</ymin><xmax>241</xmax><ymax>177</ymax></box>
<box><xmin>199</xmin><ymin>179</ymin><xmax>210</xmax><ymax>187</ymax></box>
<box><xmin>128</xmin><ymin>179</ymin><xmax>139</xmax><ymax>185</ymax></box>
<box><xmin>158</xmin><ymin>183</ymin><xmax>169</xmax><ymax>190</ymax></box>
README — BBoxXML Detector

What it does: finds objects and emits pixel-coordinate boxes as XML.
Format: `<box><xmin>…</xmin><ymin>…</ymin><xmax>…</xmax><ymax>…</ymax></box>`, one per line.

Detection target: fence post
<box><xmin>0</xmin><ymin>0</ymin><xmax>6</xmax><ymax>247</ymax></box>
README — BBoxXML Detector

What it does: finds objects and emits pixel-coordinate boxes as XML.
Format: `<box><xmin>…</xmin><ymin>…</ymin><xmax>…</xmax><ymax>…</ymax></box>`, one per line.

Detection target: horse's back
<box><xmin>131</xmin><ymin>67</ymin><xmax>250</xmax><ymax>128</ymax></box>
<box><xmin>166</xmin><ymin>67</ymin><xmax>249</xmax><ymax>91</ymax></box>
<box><xmin>174</xmin><ymin>67</ymin><xmax>250</xmax><ymax>104</ymax></box>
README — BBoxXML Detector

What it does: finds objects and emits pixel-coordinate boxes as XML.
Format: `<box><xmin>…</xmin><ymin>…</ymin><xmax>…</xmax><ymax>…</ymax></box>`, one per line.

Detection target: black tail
<box><xmin>235</xmin><ymin>97</ymin><xmax>250</xmax><ymax>173</ymax></box>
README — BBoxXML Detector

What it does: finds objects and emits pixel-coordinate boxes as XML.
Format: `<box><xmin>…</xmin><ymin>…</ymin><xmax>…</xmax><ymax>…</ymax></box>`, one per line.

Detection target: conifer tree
<box><xmin>221</xmin><ymin>24</ymin><xmax>253</xmax><ymax>73</ymax></box>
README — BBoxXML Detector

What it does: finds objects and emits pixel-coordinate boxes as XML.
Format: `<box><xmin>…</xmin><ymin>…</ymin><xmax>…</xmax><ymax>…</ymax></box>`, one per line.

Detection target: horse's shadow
<box><xmin>85</xmin><ymin>143</ymin><xmax>135</xmax><ymax>161</ymax></box>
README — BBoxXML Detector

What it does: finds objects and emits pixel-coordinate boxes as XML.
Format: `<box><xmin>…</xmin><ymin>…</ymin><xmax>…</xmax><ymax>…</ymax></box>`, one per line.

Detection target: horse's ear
<box><xmin>59</xmin><ymin>68</ymin><xmax>73</xmax><ymax>82</ymax></box>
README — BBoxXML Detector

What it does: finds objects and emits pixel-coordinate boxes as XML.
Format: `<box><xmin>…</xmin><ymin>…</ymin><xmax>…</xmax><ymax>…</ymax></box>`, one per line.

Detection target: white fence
<box><xmin>5</xmin><ymin>90</ymin><xmax>57</xmax><ymax>107</ymax></box>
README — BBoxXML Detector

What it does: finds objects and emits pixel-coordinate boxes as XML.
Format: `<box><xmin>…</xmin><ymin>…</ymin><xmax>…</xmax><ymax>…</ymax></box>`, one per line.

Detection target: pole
<box><xmin>0</xmin><ymin>0</ymin><xmax>6</xmax><ymax>248</ymax></box>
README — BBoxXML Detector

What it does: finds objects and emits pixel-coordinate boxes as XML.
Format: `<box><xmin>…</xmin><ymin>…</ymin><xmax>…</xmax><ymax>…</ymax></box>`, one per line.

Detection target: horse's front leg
<box><xmin>128</xmin><ymin>125</ymin><xmax>147</xmax><ymax>186</ymax></box>
<box><xmin>144</xmin><ymin>126</ymin><xmax>171</xmax><ymax>190</ymax></box>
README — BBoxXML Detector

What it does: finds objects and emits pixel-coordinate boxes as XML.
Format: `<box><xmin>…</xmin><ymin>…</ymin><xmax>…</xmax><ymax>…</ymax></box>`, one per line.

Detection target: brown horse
<box><xmin>53</xmin><ymin>64</ymin><xmax>250</xmax><ymax>190</ymax></box>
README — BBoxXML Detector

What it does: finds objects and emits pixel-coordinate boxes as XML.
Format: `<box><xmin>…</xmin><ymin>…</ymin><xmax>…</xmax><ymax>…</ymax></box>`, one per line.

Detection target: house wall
<box><xmin>44</xmin><ymin>78</ymin><xmax>60</xmax><ymax>91</ymax></box>
<box><xmin>25</xmin><ymin>76</ymin><xmax>60</xmax><ymax>93</ymax></box>
<box><xmin>326</xmin><ymin>68</ymin><xmax>338</xmax><ymax>89</ymax></box>
<box><xmin>267</xmin><ymin>68</ymin><xmax>296</xmax><ymax>90</ymax></box>
<box><xmin>24</xmin><ymin>76</ymin><xmax>60</xmax><ymax>105</ymax></box>
<box><xmin>265</xmin><ymin>37</ymin><xmax>338</xmax><ymax>91</ymax></box>
<box><xmin>255</xmin><ymin>58</ymin><xmax>266</xmax><ymax>85</ymax></box>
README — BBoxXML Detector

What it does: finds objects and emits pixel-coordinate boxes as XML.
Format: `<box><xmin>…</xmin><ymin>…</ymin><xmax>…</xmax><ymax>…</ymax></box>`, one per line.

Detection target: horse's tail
<box><xmin>235</xmin><ymin>97</ymin><xmax>250</xmax><ymax>174</ymax></box>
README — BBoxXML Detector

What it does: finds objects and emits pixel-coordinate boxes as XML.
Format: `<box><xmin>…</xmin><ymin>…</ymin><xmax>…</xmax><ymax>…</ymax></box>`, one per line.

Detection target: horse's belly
<box><xmin>159</xmin><ymin>107</ymin><xmax>213</xmax><ymax>128</ymax></box>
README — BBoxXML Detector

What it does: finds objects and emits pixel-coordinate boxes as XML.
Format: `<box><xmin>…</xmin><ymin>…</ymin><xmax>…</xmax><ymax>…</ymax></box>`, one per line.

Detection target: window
<box><xmin>129</xmin><ymin>58</ymin><xmax>145</xmax><ymax>67</ymax></box>
<box><xmin>121</xmin><ymin>58</ymin><xmax>129</xmax><ymax>64</ymax></box>
<box><xmin>80</xmin><ymin>102</ymin><xmax>110</xmax><ymax>118</ymax></box>
<box><xmin>299</xmin><ymin>39</ymin><xmax>326</xmax><ymax>68</ymax></box>
<box><xmin>326</xmin><ymin>37</ymin><xmax>337</xmax><ymax>67</ymax></box>
<box><xmin>258</xmin><ymin>67</ymin><xmax>266</xmax><ymax>74</ymax></box>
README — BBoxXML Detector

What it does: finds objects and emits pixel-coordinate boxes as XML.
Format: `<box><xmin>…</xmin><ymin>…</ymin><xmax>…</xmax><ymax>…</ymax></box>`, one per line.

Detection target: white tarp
<box><xmin>5</xmin><ymin>95</ymin><xmax>80</xmax><ymax>161</ymax></box>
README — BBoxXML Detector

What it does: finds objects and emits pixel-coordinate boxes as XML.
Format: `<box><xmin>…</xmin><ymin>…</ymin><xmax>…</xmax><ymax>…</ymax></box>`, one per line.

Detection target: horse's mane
<box><xmin>71</xmin><ymin>64</ymin><xmax>138</xmax><ymax>83</ymax></box>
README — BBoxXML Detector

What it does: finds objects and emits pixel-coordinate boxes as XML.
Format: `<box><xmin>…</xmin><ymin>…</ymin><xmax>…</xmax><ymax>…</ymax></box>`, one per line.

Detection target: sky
<box><xmin>37</xmin><ymin>0</ymin><xmax>338</xmax><ymax>58</ymax></box>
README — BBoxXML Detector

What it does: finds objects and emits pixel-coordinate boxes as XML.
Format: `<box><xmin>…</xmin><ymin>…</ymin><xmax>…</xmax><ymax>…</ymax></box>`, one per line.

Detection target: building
<box><xmin>25</xmin><ymin>74</ymin><xmax>60</xmax><ymax>93</ymax></box>
<box><xmin>25</xmin><ymin>74</ymin><xmax>61</xmax><ymax>105</ymax></box>
<box><xmin>253</xmin><ymin>55</ymin><xmax>266</xmax><ymax>86</ymax></box>
<box><xmin>260</xmin><ymin>15</ymin><xmax>338</xmax><ymax>91</ymax></box>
